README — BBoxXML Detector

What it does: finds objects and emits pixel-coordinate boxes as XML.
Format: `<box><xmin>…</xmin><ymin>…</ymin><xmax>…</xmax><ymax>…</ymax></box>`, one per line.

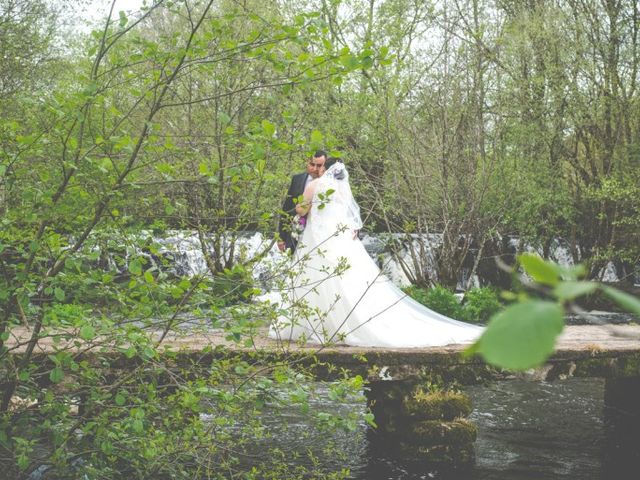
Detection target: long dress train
<box><xmin>269</xmin><ymin>165</ymin><xmax>483</xmax><ymax>347</ymax></box>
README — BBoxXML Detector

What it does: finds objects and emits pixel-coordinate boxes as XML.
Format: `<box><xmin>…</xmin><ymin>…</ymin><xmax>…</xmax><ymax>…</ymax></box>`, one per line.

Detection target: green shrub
<box><xmin>402</xmin><ymin>284</ymin><xmax>430</xmax><ymax>306</ymax></box>
<box><xmin>211</xmin><ymin>264</ymin><xmax>256</xmax><ymax>306</ymax></box>
<box><xmin>461</xmin><ymin>287</ymin><xmax>503</xmax><ymax>323</ymax></box>
<box><xmin>44</xmin><ymin>303</ymin><xmax>92</xmax><ymax>327</ymax></box>
<box><xmin>403</xmin><ymin>284</ymin><xmax>503</xmax><ymax>323</ymax></box>
<box><xmin>403</xmin><ymin>284</ymin><xmax>464</xmax><ymax>319</ymax></box>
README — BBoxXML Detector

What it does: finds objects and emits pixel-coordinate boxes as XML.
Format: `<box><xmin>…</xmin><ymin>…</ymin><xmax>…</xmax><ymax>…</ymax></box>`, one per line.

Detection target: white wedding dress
<box><xmin>268</xmin><ymin>163</ymin><xmax>483</xmax><ymax>348</ymax></box>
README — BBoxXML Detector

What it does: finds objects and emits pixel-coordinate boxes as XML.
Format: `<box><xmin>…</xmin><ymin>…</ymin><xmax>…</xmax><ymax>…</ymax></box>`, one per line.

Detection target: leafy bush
<box><xmin>43</xmin><ymin>303</ymin><xmax>92</xmax><ymax>327</ymax></box>
<box><xmin>211</xmin><ymin>264</ymin><xmax>257</xmax><ymax>306</ymax></box>
<box><xmin>403</xmin><ymin>284</ymin><xmax>464</xmax><ymax>319</ymax></box>
<box><xmin>461</xmin><ymin>287</ymin><xmax>503</xmax><ymax>323</ymax></box>
<box><xmin>403</xmin><ymin>285</ymin><xmax>503</xmax><ymax>323</ymax></box>
<box><xmin>402</xmin><ymin>284</ymin><xmax>429</xmax><ymax>305</ymax></box>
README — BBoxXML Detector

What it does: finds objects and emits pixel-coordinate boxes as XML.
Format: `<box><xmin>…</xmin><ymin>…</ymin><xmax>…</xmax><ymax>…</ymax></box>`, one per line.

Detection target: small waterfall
<box><xmin>98</xmin><ymin>230</ymin><xmax>637</xmax><ymax>290</ymax></box>
<box><xmin>156</xmin><ymin>231</ymin><xmax>210</xmax><ymax>276</ymax></box>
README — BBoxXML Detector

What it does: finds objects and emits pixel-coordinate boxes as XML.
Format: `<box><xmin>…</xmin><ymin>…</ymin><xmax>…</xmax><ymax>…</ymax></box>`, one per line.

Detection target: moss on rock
<box><xmin>401</xmin><ymin>389</ymin><xmax>472</xmax><ymax>420</ymax></box>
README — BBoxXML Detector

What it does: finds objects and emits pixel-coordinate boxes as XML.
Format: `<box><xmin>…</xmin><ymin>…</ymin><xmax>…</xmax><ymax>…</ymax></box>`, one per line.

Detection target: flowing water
<box><xmin>150</xmin><ymin>231</ymin><xmax>640</xmax><ymax>289</ymax></box>
<box><xmin>247</xmin><ymin>378</ymin><xmax>640</xmax><ymax>480</ymax></box>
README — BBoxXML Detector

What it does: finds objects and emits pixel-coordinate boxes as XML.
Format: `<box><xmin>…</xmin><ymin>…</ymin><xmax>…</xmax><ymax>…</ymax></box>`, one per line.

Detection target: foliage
<box><xmin>581</xmin><ymin>173</ymin><xmax>640</xmax><ymax>279</ymax></box>
<box><xmin>210</xmin><ymin>264</ymin><xmax>257</xmax><ymax>307</ymax></box>
<box><xmin>0</xmin><ymin>0</ymin><xmax>61</xmax><ymax>99</ymax></box>
<box><xmin>0</xmin><ymin>1</ymin><xmax>376</xmax><ymax>478</ymax></box>
<box><xmin>1</xmin><ymin>0</ymin><xmax>640</xmax><ymax>476</ymax></box>
<box><xmin>460</xmin><ymin>287</ymin><xmax>503</xmax><ymax>324</ymax></box>
<box><xmin>468</xmin><ymin>254</ymin><xmax>640</xmax><ymax>371</ymax></box>
<box><xmin>310</xmin><ymin>0</ymin><xmax>640</xmax><ymax>285</ymax></box>
<box><xmin>403</xmin><ymin>284</ymin><xmax>464</xmax><ymax>320</ymax></box>
<box><xmin>404</xmin><ymin>284</ymin><xmax>503</xmax><ymax>324</ymax></box>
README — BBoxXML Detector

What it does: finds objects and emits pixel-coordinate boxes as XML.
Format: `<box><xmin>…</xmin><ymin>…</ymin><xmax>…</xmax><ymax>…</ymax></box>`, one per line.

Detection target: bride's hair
<box><xmin>324</xmin><ymin>157</ymin><xmax>342</xmax><ymax>170</ymax></box>
<box><xmin>324</xmin><ymin>157</ymin><xmax>346</xmax><ymax>179</ymax></box>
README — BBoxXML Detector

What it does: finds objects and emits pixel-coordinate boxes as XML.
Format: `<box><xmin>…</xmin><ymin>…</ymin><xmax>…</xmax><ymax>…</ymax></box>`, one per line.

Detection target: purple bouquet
<box><xmin>291</xmin><ymin>213</ymin><xmax>307</xmax><ymax>240</ymax></box>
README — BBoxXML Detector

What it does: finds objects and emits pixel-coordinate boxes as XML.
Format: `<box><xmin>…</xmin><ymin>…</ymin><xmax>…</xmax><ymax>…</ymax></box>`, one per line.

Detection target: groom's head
<box><xmin>306</xmin><ymin>150</ymin><xmax>327</xmax><ymax>178</ymax></box>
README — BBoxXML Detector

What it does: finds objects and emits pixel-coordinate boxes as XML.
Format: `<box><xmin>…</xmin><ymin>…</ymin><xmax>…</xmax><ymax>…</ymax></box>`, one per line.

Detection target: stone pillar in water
<box><xmin>365</xmin><ymin>380</ymin><xmax>477</xmax><ymax>470</ymax></box>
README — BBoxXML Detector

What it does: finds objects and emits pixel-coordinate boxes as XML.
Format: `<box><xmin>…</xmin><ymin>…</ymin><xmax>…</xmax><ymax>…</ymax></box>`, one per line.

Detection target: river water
<box><xmin>360</xmin><ymin>378</ymin><xmax>605</xmax><ymax>480</ymax></box>
<box><xmin>252</xmin><ymin>377</ymin><xmax>639</xmax><ymax>480</ymax></box>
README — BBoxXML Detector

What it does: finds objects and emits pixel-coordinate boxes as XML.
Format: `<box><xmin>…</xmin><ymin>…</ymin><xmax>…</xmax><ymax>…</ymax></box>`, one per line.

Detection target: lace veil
<box><xmin>318</xmin><ymin>162</ymin><xmax>363</xmax><ymax>231</ymax></box>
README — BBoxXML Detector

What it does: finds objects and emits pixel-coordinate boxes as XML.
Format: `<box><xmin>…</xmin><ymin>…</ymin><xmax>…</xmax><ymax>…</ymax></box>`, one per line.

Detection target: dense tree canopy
<box><xmin>0</xmin><ymin>0</ymin><xmax>638</xmax><ymax>478</ymax></box>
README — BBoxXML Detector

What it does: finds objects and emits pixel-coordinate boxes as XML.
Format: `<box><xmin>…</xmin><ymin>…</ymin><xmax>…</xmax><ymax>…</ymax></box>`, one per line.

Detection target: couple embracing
<box><xmin>271</xmin><ymin>151</ymin><xmax>482</xmax><ymax>348</ymax></box>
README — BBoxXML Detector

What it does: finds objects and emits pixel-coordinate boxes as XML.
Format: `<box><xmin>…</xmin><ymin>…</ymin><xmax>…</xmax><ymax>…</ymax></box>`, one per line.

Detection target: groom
<box><xmin>277</xmin><ymin>150</ymin><xmax>327</xmax><ymax>253</ymax></box>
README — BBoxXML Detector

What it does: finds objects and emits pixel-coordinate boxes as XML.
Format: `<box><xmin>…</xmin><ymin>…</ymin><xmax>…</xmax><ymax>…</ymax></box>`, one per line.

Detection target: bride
<box><xmin>269</xmin><ymin>157</ymin><xmax>482</xmax><ymax>347</ymax></box>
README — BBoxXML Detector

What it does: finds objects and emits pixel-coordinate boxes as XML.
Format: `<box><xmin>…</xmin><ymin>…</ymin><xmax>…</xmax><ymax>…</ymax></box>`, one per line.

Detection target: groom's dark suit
<box><xmin>278</xmin><ymin>172</ymin><xmax>310</xmax><ymax>252</ymax></box>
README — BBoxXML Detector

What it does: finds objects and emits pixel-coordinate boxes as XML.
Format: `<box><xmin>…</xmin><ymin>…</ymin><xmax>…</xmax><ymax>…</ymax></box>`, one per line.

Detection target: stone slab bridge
<box><xmin>10</xmin><ymin>324</ymin><xmax>640</xmax><ymax>384</ymax></box>
<box><xmin>158</xmin><ymin>324</ymin><xmax>640</xmax><ymax>384</ymax></box>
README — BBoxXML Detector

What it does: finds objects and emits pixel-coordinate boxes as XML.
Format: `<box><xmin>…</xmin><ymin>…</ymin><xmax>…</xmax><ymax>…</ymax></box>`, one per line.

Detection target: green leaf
<box><xmin>54</xmin><ymin>287</ymin><xmax>65</xmax><ymax>302</ymax></box>
<box><xmin>17</xmin><ymin>453</ymin><xmax>29</xmax><ymax>471</ymax></box>
<box><xmin>142</xmin><ymin>346</ymin><xmax>155</xmax><ymax>359</ymax></box>
<box><xmin>79</xmin><ymin>325</ymin><xmax>96</xmax><ymax>341</ymax></box>
<box><xmin>519</xmin><ymin>254</ymin><xmax>560</xmax><ymax>286</ymax></box>
<box><xmin>361</xmin><ymin>55</ymin><xmax>374</xmax><ymax>69</ymax></box>
<box><xmin>472</xmin><ymin>300</ymin><xmax>564</xmax><ymax>371</ymax></box>
<box><xmin>252</xmin><ymin>143</ymin><xmax>265</xmax><ymax>159</ymax></box>
<box><xmin>129</xmin><ymin>258</ymin><xmax>142</xmax><ymax>276</ymax></box>
<box><xmin>115</xmin><ymin>392</ymin><xmax>126</xmax><ymax>406</ymax></box>
<box><xmin>144</xmin><ymin>270</ymin><xmax>155</xmax><ymax>283</ymax></box>
<box><xmin>234</xmin><ymin>364</ymin><xmax>248</xmax><ymax>375</ymax></box>
<box><xmin>143</xmin><ymin>446</ymin><xmax>156</xmax><ymax>459</ymax></box>
<box><xmin>339</xmin><ymin>53</ymin><xmax>359</xmax><ymax>69</ymax></box>
<box><xmin>50</xmin><ymin>367</ymin><xmax>64</xmax><ymax>383</ymax></box>
<box><xmin>100</xmin><ymin>441</ymin><xmax>113</xmax><ymax>454</ymax></box>
<box><xmin>553</xmin><ymin>281</ymin><xmax>597</xmax><ymax>301</ymax></box>
<box><xmin>118</xmin><ymin>11</ymin><xmax>128</xmax><ymax>28</ymax></box>
<box><xmin>310</xmin><ymin>130</ymin><xmax>324</xmax><ymax>146</ymax></box>
<box><xmin>261</xmin><ymin>120</ymin><xmax>276</xmax><ymax>137</ymax></box>
<box><xmin>364</xmin><ymin>412</ymin><xmax>377</xmax><ymax>428</ymax></box>
<box><xmin>132</xmin><ymin>419</ymin><xmax>144</xmax><ymax>433</ymax></box>
<box><xmin>602</xmin><ymin>286</ymin><xmax>640</xmax><ymax>316</ymax></box>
